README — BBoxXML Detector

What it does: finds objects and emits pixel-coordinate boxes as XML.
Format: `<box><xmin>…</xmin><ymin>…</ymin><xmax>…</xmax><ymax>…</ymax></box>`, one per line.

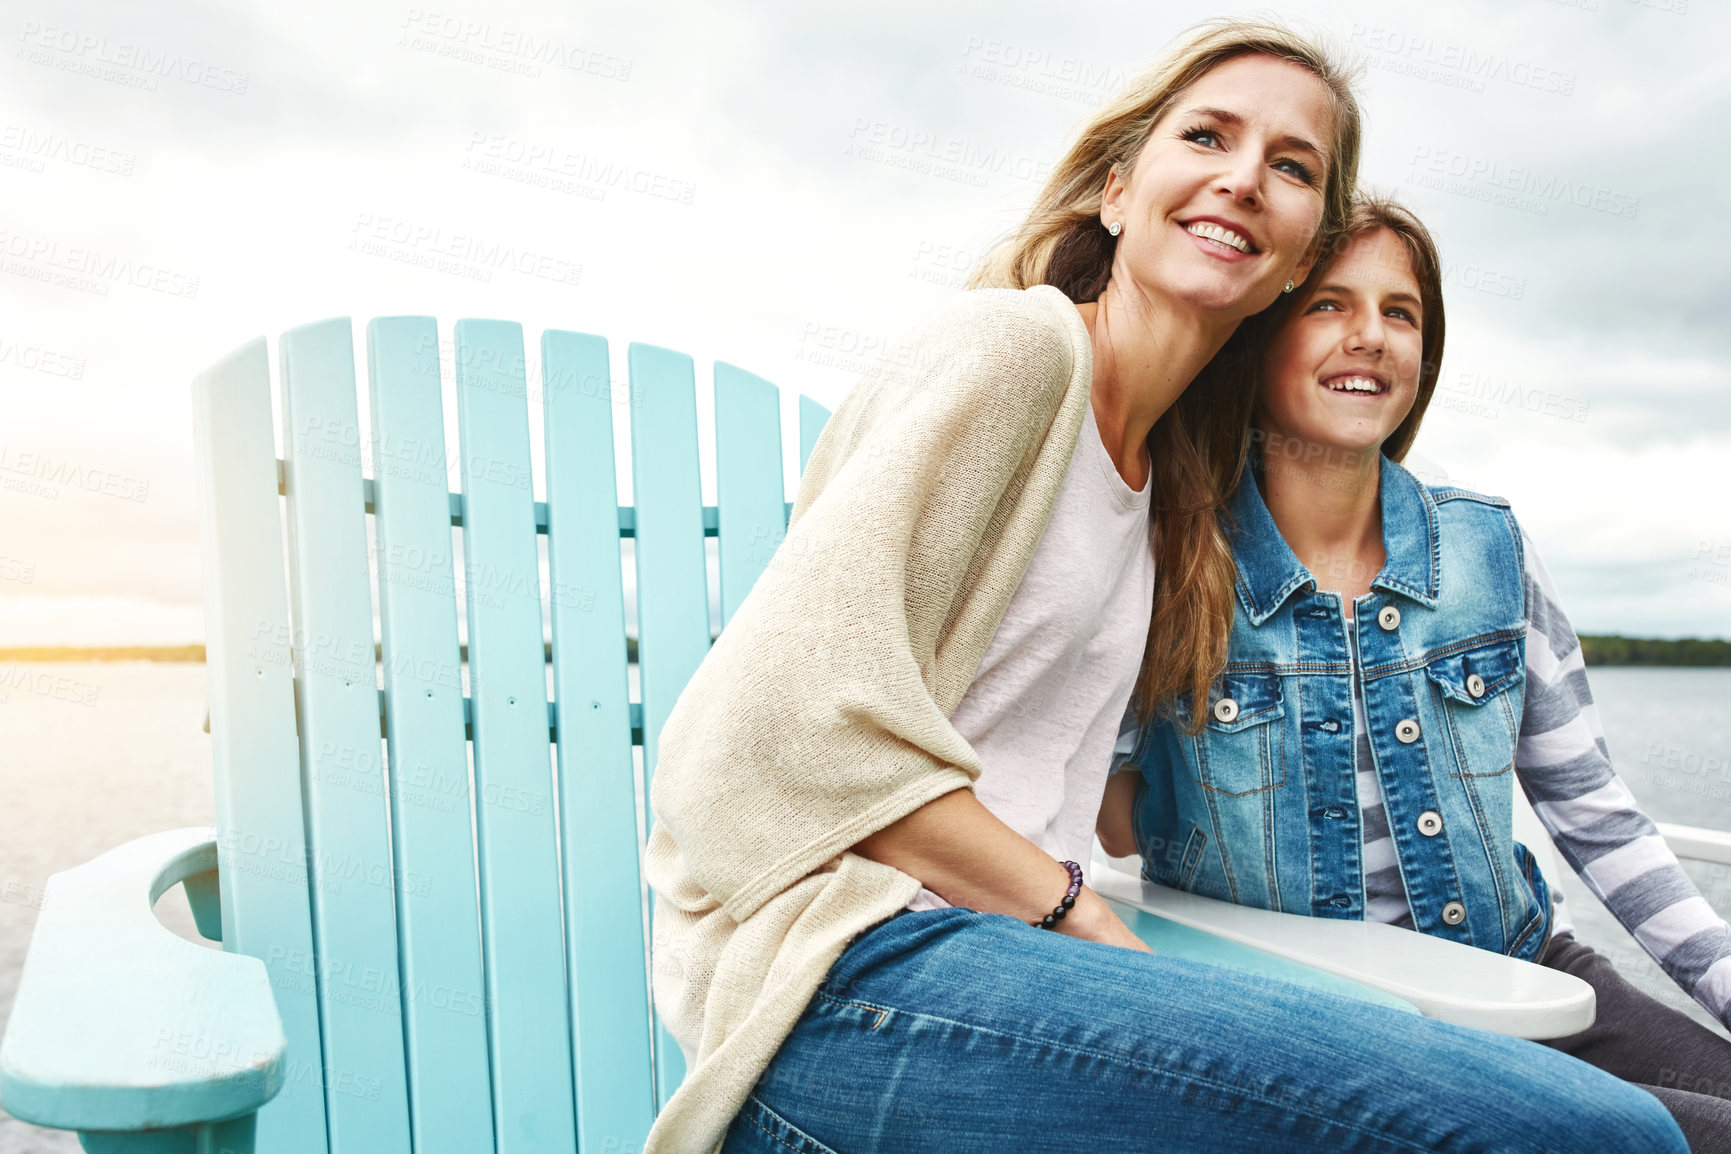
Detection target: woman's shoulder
<box><xmin>826</xmin><ymin>285</ymin><xmax>1088</xmax><ymax>443</ymax></box>
<box><xmin>799</xmin><ymin>285</ymin><xmax>1093</xmax><ymax>507</ymax></box>
<box><xmin>893</xmin><ymin>284</ymin><xmax>1087</xmax><ymax>380</ymax></box>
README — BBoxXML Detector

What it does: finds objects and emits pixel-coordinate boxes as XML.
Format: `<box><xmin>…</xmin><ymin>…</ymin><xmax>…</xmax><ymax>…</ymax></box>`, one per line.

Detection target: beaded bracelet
<box><xmin>1030</xmin><ymin>860</ymin><xmax>1084</xmax><ymax>930</ymax></box>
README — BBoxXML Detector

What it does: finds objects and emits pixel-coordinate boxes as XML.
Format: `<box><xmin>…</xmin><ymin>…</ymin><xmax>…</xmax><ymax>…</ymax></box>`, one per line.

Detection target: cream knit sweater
<box><xmin>640</xmin><ymin>284</ymin><xmax>1093</xmax><ymax>1154</ymax></box>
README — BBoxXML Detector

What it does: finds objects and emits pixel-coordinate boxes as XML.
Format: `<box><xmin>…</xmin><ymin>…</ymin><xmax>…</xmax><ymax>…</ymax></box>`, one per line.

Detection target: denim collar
<box><xmin>1227</xmin><ymin>455</ymin><xmax>1441</xmax><ymax>626</ymax></box>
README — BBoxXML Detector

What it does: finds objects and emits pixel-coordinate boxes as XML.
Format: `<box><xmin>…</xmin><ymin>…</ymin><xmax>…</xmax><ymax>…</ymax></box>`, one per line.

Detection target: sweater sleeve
<box><xmin>645</xmin><ymin>286</ymin><xmax>1091</xmax><ymax>924</ymax></box>
<box><xmin>1515</xmin><ymin>531</ymin><xmax>1731</xmax><ymax>1028</ymax></box>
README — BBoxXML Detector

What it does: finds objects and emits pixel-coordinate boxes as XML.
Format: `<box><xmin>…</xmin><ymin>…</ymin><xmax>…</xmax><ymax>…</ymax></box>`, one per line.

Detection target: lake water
<box><xmin>2</xmin><ymin>664</ymin><xmax>1730</xmax><ymax>1150</ymax></box>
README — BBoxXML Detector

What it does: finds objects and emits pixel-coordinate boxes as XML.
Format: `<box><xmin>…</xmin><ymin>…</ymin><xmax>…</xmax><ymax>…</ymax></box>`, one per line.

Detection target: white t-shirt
<box><xmin>908</xmin><ymin>397</ymin><xmax>1155</xmax><ymax>911</ymax></box>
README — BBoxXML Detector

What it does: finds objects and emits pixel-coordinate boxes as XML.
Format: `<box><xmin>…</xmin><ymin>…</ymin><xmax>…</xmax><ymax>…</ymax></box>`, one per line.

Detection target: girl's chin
<box><xmin>1256</xmin><ymin>425</ymin><xmax>1388</xmax><ymax>464</ymax></box>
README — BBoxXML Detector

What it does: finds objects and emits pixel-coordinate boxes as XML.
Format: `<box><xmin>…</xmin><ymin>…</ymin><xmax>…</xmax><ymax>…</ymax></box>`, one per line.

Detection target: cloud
<box><xmin>1</xmin><ymin>0</ymin><xmax>1726</xmax><ymax>642</ymax></box>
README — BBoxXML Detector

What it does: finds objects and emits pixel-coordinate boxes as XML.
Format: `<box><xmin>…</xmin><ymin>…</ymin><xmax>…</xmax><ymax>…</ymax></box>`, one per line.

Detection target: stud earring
<box><xmin>1107</xmin><ymin>221</ymin><xmax>1122</xmax><ymax>237</ymax></box>
<box><xmin>1283</xmin><ymin>280</ymin><xmax>1295</xmax><ymax>293</ymax></box>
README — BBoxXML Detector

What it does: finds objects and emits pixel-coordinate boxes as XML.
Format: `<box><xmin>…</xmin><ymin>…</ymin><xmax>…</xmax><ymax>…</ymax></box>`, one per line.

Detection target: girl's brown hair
<box><xmin>1352</xmin><ymin>197</ymin><xmax>1447</xmax><ymax>462</ymax></box>
<box><xmin>969</xmin><ymin>18</ymin><xmax>1364</xmax><ymax>726</ymax></box>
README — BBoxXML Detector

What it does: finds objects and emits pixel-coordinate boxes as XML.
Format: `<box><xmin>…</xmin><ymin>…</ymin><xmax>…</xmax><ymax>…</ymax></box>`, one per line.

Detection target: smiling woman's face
<box><xmin>1102</xmin><ymin>52</ymin><xmax>1335</xmax><ymax>322</ymax></box>
<box><xmin>1256</xmin><ymin>226</ymin><xmax>1426</xmax><ymax>458</ymax></box>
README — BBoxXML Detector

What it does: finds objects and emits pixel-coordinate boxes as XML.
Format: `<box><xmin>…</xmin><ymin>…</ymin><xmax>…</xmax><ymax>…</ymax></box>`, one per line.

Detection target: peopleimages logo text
<box><xmin>1347</xmin><ymin>24</ymin><xmax>1576</xmax><ymax>95</ymax></box>
<box><xmin>1410</xmin><ymin>147</ymin><xmax>1639</xmax><ymax>219</ymax></box>
<box><xmin>846</xmin><ymin>119</ymin><xmax>1053</xmax><ymax>187</ymax></box>
<box><xmin>0</xmin><ymin>228</ymin><xmax>201</xmax><ymax>297</ymax></box>
<box><xmin>16</xmin><ymin>22</ymin><xmax>249</xmax><ymax>93</ymax></box>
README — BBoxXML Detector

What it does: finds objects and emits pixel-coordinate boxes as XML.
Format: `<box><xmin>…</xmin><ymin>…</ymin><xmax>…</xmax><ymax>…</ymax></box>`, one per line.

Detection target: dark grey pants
<box><xmin>1541</xmin><ymin>932</ymin><xmax>1731</xmax><ymax>1153</ymax></box>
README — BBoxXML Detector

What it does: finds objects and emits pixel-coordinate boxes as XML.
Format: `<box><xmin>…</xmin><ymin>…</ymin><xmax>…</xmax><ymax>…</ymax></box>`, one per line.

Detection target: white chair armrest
<box><xmin>1090</xmin><ymin>849</ymin><xmax>1594</xmax><ymax>1040</ymax></box>
<box><xmin>1657</xmin><ymin>822</ymin><xmax>1731</xmax><ymax>867</ymax></box>
<box><xmin>0</xmin><ymin>828</ymin><xmax>285</xmax><ymax>1132</ymax></box>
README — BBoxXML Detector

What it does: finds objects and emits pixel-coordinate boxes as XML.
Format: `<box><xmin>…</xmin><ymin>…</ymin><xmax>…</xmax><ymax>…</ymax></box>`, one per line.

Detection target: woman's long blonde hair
<box><xmin>970</xmin><ymin>18</ymin><xmax>1364</xmax><ymax>727</ymax></box>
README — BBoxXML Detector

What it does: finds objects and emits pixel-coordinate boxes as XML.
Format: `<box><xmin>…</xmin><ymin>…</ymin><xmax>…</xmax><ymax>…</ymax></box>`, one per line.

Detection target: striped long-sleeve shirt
<box><xmin>1111</xmin><ymin>534</ymin><xmax>1731</xmax><ymax>1028</ymax></box>
<box><xmin>1513</xmin><ymin>535</ymin><xmax>1731</xmax><ymax>1025</ymax></box>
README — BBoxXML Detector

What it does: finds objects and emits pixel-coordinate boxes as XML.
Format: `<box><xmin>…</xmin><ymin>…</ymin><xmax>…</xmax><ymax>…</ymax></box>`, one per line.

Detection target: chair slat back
<box><xmin>624</xmin><ymin>343</ymin><xmax>712</xmax><ymax>1106</ymax></box>
<box><xmin>365</xmin><ymin>317</ymin><xmax>496</xmax><ymax>1154</ymax></box>
<box><xmin>450</xmin><ymin>320</ymin><xmax>579</xmax><ymax>1153</ymax></box>
<box><xmin>542</xmin><ymin>330</ymin><xmax>656</xmax><ymax>1148</ymax></box>
<box><xmin>199</xmin><ymin>315</ymin><xmax>834</xmax><ymax>1151</ymax></box>
<box><xmin>626</xmin><ymin>343</ymin><xmax>711</xmax><ymax>784</ymax></box>
<box><xmin>191</xmin><ymin>339</ymin><xmax>331</xmax><ymax>1154</ymax></box>
<box><xmin>278</xmin><ymin>319</ymin><xmax>415</xmax><ymax>1153</ymax></box>
<box><xmin>714</xmin><ymin>363</ymin><xmax>786</xmax><ymax>626</ymax></box>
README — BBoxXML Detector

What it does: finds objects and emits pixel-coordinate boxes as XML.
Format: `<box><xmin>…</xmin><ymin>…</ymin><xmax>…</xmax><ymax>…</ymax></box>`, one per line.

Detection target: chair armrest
<box><xmin>0</xmin><ymin>827</ymin><xmax>285</xmax><ymax>1132</ymax></box>
<box><xmin>1657</xmin><ymin>822</ymin><xmax>1731</xmax><ymax>867</ymax></box>
<box><xmin>1089</xmin><ymin>849</ymin><xmax>1594</xmax><ymax>1040</ymax></box>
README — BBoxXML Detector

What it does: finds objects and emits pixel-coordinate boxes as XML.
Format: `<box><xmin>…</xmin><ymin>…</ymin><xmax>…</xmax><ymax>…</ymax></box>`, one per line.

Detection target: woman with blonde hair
<box><xmin>640</xmin><ymin>19</ymin><xmax>1688</xmax><ymax>1154</ymax></box>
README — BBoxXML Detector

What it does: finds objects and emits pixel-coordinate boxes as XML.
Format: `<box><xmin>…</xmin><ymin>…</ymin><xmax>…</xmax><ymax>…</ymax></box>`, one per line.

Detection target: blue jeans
<box><xmin>721</xmin><ymin>907</ymin><xmax>1687</xmax><ymax>1154</ymax></box>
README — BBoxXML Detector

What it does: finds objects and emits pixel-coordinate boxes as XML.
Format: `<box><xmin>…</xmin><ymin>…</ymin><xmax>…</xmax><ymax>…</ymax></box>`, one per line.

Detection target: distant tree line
<box><xmin>7</xmin><ymin>635</ymin><xmax>1730</xmax><ymax>668</ymax></box>
<box><xmin>1579</xmin><ymin>635</ymin><xmax>1731</xmax><ymax>667</ymax></box>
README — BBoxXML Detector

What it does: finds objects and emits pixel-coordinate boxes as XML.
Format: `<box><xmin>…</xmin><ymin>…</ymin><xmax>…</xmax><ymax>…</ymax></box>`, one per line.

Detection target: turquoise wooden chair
<box><xmin>0</xmin><ymin>316</ymin><xmax>1601</xmax><ymax>1153</ymax></box>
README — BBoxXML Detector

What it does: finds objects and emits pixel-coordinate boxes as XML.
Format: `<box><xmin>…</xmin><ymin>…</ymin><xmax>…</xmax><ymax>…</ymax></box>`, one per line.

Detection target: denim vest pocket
<box><xmin>1424</xmin><ymin>639</ymin><xmax>1523</xmax><ymax>778</ymax></box>
<box><xmin>1505</xmin><ymin>840</ymin><xmax>1555</xmax><ymax>961</ymax></box>
<box><xmin>1190</xmin><ymin>673</ymin><xmax>1286</xmax><ymax>797</ymax></box>
<box><xmin>1137</xmin><ymin>810</ymin><xmax>1210</xmax><ymax>892</ymax></box>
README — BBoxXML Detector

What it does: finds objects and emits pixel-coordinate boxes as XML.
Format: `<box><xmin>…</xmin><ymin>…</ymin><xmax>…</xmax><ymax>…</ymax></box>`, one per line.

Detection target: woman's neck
<box><xmin>1076</xmin><ymin>283</ymin><xmax>1240</xmax><ymax>492</ymax></box>
<box><xmin>1257</xmin><ymin>439</ymin><xmax>1385</xmax><ymax>599</ymax></box>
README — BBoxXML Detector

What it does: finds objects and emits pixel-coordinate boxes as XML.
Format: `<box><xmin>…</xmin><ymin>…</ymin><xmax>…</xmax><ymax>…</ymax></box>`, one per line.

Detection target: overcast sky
<box><xmin>2</xmin><ymin>0</ymin><xmax>1726</xmax><ymax>646</ymax></box>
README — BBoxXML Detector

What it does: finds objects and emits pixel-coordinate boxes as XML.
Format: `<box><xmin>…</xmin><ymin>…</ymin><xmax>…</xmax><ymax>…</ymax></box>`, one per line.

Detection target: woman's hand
<box><xmin>1060</xmin><ymin>886</ymin><xmax>1155</xmax><ymax>953</ymax></box>
<box><xmin>852</xmin><ymin>787</ymin><xmax>1152</xmax><ymax>953</ymax></box>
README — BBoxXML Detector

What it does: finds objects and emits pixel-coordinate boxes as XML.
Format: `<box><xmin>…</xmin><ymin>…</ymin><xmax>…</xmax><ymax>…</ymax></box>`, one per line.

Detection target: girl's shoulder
<box><xmin>1393</xmin><ymin>457</ymin><xmax>1513</xmax><ymax>511</ymax></box>
<box><xmin>1386</xmin><ymin>459</ymin><xmax>1529</xmax><ymax>584</ymax></box>
<box><xmin>1427</xmin><ymin>485</ymin><xmax>1511</xmax><ymax>510</ymax></box>
<box><xmin>1427</xmin><ymin>483</ymin><xmax>1525</xmax><ymax>551</ymax></box>
<box><xmin>1390</xmin><ymin>456</ymin><xmax>1524</xmax><ymax>536</ymax></box>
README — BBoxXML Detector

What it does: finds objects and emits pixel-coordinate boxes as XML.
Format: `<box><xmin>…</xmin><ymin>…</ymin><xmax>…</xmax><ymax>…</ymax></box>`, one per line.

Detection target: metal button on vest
<box><xmin>1377</xmin><ymin>605</ymin><xmax>1401</xmax><ymax>631</ymax></box>
<box><xmin>1213</xmin><ymin>697</ymin><xmax>1239</xmax><ymax>723</ymax></box>
<box><xmin>1466</xmin><ymin>673</ymin><xmax>1487</xmax><ymax>699</ymax></box>
<box><xmin>1417</xmin><ymin>810</ymin><xmax>1443</xmax><ymax>837</ymax></box>
<box><xmin>1395</xmin><ymin>718</ymin><xmax>1421</xmax><ymax>744</ymax></box>
<box><xmin>1441</xmin><ymin>901</ymin><xmax>1467</xmax><ymax>926</ymax></box>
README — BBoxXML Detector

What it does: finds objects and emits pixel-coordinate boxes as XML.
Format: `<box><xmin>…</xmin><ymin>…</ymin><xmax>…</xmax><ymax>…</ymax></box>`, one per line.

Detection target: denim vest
<box><xmin>1129</xmin><ymin>458</ymin><xmax>1553</xmax><ymax>961</ymax></box>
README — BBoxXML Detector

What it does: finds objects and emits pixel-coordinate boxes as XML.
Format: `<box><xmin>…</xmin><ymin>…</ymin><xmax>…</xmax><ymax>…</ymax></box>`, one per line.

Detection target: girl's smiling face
<box><xmin>1256</xmin><ymin>226</ymin><xmax>1426</xmax><ymax>457</ymax></box>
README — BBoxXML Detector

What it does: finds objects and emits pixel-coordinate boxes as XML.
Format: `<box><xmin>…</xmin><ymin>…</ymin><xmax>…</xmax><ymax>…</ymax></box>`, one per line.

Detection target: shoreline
<box><xmin>2</xmin><ymin>635</ymin><xmax>1728</xmax><ymax>667</ymax></box>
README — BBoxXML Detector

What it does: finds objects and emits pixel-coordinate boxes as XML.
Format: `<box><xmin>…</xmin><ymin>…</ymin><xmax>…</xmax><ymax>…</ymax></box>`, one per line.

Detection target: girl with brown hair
<box><xmin>1104</xmin><ymin>196</ymin><xmax>1729</xmax><ymax>1149</ymax></box>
